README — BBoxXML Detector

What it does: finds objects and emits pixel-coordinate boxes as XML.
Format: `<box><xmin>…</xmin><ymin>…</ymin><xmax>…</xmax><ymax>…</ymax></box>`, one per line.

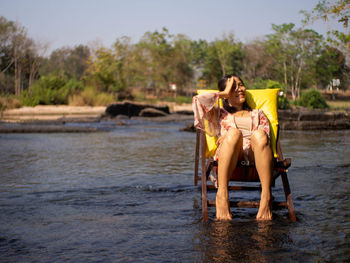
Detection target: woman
<box><xmin>192</xmin><ymin>75</ymin><xmax>273</xmax><ymax>220</ymax></box>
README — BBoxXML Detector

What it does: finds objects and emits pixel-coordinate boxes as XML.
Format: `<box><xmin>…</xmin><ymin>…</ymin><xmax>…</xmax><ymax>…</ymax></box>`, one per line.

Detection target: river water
<box><xmin>0</xmin><ymin>119</ymin><xmax>349</xmax><ymax>263</ymax></box>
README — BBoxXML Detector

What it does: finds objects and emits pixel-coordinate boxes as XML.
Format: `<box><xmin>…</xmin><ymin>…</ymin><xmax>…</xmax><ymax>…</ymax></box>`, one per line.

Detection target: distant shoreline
<box><xmin>0</xmin><ymin>105</ymin><xmax>106</xmax><ymax>122</ymax></box>
<box><xmin>0</xmin><ymin>104</ymin><xmax>194</xmax><ymax>123</ymax></box>
<box><xmin>0</xmin><ymin>104</ymin><xmax>194</xmax><ymax>133</ymax></box>
<box><xmin>1</xmin><ymin>104</ymin><xmax>349</xmax><ymax>132</ymax></box>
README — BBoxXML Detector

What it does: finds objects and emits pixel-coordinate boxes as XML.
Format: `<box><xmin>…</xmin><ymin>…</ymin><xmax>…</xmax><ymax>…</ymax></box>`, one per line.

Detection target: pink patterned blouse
<box><xmin>192</xmin><ymin>92</ymin><xmax>270</xmax><ymax>163</ymax></box>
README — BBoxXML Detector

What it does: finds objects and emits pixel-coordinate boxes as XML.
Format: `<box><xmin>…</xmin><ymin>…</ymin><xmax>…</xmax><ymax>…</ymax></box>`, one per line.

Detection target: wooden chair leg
<box><xmin>201</xmin><ymin>166</ymin><xmax>208</xmax><ymax>222</ymax></box>
<box><xmin>200</xmin><ymin>131</ymin><xmax>208</xmax><ymax>221</ymax></box>
<box><xmin>281</xmin><ymin>172</ymin><xmax>297</xmax><ymax>222</ymax></box>
<box><xmin>194</xmin><ymin>129</ymin><xmax>200</xmax><ymax>186</ymax></box>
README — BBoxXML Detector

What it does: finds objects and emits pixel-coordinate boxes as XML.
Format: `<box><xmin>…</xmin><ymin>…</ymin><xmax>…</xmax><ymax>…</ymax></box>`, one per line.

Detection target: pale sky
<box><xmin>1</xmin><ymin>0</ymin><xmax>344</xmax><ymax>54</ymax></box>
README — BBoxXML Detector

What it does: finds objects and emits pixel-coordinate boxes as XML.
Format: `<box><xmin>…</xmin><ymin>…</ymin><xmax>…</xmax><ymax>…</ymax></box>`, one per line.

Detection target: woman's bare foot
<box><xmin>256</xmin><ymin>193</ymin><xmax>272</xmax><ymax>220</ymax></box>
<box><xmin>216</xmin><ymin>191</ymin><xmax>232</xmax><ymax>220</ymax></box>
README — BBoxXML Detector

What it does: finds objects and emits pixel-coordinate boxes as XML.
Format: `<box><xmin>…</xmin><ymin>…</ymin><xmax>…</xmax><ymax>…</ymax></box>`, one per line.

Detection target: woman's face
<box><xmin>228</xmin><ymin>77</ymin><xmax>246</xmax><ymax>108</ymax></box>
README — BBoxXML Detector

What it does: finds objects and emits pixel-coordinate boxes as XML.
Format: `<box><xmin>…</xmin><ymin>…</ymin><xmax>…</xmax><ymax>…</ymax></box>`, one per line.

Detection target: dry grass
<box><xmin>0</xmin><ymin>96</ymin><xmax>21</xmax><ymax>111</ymax></box>
<box><xmin>68</xmin><ymin>88</ymin><xmax>116</xmax><ymax>106</ymax></box>
<box><xmin>326</xmin><ymin>100</ymin><xmax>350</xmax><ymax>110</ymax></box>
<box><xmin>322</xmin><ymin>89</ymin><xmax>350</xmax><ymax>110</ymax></box>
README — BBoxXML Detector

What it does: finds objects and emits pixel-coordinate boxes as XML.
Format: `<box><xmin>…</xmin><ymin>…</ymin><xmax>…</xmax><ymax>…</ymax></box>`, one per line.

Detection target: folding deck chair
<box><xmin>193</xmin><ymin>88</ymin><xmax>296</xmax><ymax>222</ymax></box>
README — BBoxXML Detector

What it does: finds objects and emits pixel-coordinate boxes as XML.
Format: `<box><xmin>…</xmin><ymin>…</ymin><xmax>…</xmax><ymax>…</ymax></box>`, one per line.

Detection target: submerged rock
<box><xmin>180</xmin><ymin>122</ymin><xmax>196</xmax><ymax>132</ymax></box>
<box><xmin>105</xmin><ymin>101</ymin><xmax>169</xmax><ymax>118</ymax></box>
<box><xmin>139</xmin><ymin>107</ymin><xmax>168</xmax><ymax>117</ymax></box>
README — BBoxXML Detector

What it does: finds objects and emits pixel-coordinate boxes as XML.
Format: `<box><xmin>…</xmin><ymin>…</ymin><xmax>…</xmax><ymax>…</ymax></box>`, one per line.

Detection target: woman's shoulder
<box><xmin>251</xmin><ymin>108</ymin><xmax>265</xmax><ymax>114</ymax></box>
<box><xmin>251</xmin><ymin>108</ymin><xmax>268</xmax><ymax>120</ymax></box>
<box><xmin>251</xmin><ymin>108</ymin><xmax>261</xmax><ymax>114</ymax></box>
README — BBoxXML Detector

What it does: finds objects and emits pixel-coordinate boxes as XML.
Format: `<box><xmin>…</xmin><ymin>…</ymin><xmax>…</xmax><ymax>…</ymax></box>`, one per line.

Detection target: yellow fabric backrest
<box><xmin>197</xmin><ymin>88</ymin><xmax>279</xmax><ymax>158</ymax></box>
<box><xmin>246</xmin><ymin>89</ymin><xmax>279</xmax><ymax>157</ymax></box>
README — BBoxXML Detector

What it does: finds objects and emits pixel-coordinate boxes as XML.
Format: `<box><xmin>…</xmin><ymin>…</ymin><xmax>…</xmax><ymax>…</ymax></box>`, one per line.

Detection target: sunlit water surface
<box><xmin>0</xmin><ymin>120</ymin><xmax>349</xmax><ymax>262</ymax></box>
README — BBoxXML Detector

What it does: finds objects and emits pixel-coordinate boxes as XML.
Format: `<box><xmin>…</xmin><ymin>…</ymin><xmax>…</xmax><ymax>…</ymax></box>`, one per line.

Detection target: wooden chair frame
<box><xmin>194</xmin><ymin>127</ymin><xmax>296</xmax><ymax>222</ymax></box>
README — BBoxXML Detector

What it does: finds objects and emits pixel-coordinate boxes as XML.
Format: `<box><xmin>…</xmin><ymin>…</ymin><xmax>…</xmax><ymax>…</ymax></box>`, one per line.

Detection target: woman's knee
<box><xmin>225</xmin><ymin>128</ymin><xmax>243</xmax><ymax>145</ymax></box>
<box><xmin>251</xmin><ymin>130</ymin><xmax>269</xmax><ymax>148</ymax></box>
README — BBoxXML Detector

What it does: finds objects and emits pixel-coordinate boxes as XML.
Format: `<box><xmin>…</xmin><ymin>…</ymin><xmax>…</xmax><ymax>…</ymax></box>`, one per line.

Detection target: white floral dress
<box><xmin>192</xmin><ymin>92</ymin><xmax>270</xmax><ymax>164</ymax></box>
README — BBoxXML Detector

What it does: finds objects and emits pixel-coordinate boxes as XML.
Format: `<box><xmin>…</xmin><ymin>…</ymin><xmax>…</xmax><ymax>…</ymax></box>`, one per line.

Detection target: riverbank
<box><xmin>0</xmin><ymin>104</ymin><xmax>194</xmax><ymax>133</ymax></box>
<box><xmin>0</xmin><ymin>104</ymin><xmax>349</xmax><ymax>132</ymax></box>
<box><xmin>0</xmin><ymin>103</ymin><xmax>194</xmax><ymax>122</ymax></box>
<box><xmin>0</xmin><ymin>105</ymin><xmax>106</xmax><ymax>122</ymax></box>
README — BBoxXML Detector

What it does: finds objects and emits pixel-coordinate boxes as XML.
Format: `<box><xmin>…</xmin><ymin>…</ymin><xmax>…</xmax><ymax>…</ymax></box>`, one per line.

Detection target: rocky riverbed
<box><xmin>0</xmin><ymin>103</ymin><xmax>193</xmax><ymax>133</ymax></box>
<box><xmin>0</xmin><ymin>103</ymin><xmax>349</xmax><ymax>133</ymax></box>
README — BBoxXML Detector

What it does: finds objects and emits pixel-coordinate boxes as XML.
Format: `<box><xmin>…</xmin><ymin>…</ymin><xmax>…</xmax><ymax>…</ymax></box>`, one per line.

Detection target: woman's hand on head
<box><xmin>219</xmin><ymin>77</ymin><xmax>235</xmax><ymax>99</ymax></box>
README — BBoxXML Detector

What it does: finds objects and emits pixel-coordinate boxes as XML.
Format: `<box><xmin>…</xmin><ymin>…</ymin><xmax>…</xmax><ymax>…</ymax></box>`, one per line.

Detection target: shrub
<box><xmin>68</xmin><ymin>86</ymin><xmax>116</xmax><ymax>106</ymax></box>
<box><xmin>21</xmin><ymin>75</ymin><xmax>83</xmax><ymax>106</ymax></box>
<box><xmin>163</xmin><ymin>95</ymin><xmax>192</xmax><ymax>104</ymax></box>
<box><xmin>117</xmin><ymin>90</ymin><xmax>134</xmax><ymax>101</ymax></box>
<box><xmin>134</xmin><ymin>92</ymin><xmax>146</xmax><ymax>102</ymax></box>
<box><xmin>278</xmin><ymin>96</ymin><xmax>291</xmax><ymax>109</ymax></box>
<box><xmin>250</xmin><ymin>79</ymin><xmax>284</xmax><ymax>91</ymax></box>
<box><xmin>298</xmin><ymin>89</ymin><xmax>329</xmax><ymax>109</ymax></box>
<box><xmin>94</xmin><ymin>92</ymin><xmax>116</xmax><ymax>105</ymax></box>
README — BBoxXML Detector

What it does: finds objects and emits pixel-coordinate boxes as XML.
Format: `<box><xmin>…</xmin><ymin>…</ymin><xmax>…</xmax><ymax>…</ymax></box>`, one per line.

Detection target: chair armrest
<box><xmin>275</xmin><ymin>158</ymin><xmax>291</xmax><ymax>169</ymax></box>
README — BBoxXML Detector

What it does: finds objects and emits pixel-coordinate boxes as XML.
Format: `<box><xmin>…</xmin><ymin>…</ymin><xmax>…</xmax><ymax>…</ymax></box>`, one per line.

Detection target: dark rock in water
<box><xmin>105</xmin><ymin>101</ymin><xmax>169</xmax><ymax>118</ymax></box>
<box><xmin>180</xmin><ymin>122</ymin><xmax>196</xmax><ymax>132</ymax></box>
<box><xmin>175</xmin><ymin>110</ymin><xmax>193</xmax><ymax>116</ymax></box>
<box><xmin>139</xmin><ymin>107</ymin><xmax>168</xmax><ymax>117</ymax></box>
<box><xmin>114</xmin><ymin>114</ymin><xmax>129</xmax><ymax>120</ymax></box>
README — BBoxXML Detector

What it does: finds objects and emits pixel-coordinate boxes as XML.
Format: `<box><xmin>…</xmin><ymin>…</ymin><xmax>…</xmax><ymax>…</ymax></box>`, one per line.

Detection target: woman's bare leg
<box><xmin>216</xmin><ymin>128</ymin><xmax>243</xmax><ymax>220</ymax></box>
<box><xmin>251</xmin><ymin>130</ymin><xmax>273</xmax><ymax>220</ymax></box>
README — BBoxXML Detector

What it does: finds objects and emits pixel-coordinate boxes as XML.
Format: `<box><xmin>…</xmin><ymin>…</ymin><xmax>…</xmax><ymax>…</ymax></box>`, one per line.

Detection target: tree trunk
<box><xmin>14</xmin><ymin>46</ymin><xmax>18</xmax><ymax>95</ymax></box>
<box><xmin>295</xmin><ymin>61</ymin><xmax>303</xmax><ymax>100</ymax></box>
<box><xmin>17</xmin><ymin>64</ymin><xmax>21</xmax><ymax>96</ymax></box>
<box><xmin>283</xmin><ymin>61</ymin><xmax>288</xmax><ymax>86</ymax></box>
<box><xmin>29</xmin><ymin>59</ymin><xmax>40</xmax><ymax>88</ymax></box>
<box><xmin>290</xmin><ymin>60</ymin><xmax>296</xmax><ymax>100</ymax></box>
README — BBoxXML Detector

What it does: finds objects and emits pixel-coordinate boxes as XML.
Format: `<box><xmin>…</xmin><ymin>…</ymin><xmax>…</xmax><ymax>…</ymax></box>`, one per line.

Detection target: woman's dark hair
<box><xmin>218</xmin><ymin>75</ymin><xmax>250</xmax><ymax>113</ymax></box>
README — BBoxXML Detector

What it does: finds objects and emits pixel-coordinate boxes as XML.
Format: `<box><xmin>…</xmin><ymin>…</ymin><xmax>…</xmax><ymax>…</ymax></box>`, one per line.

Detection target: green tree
<box><xmin>40</xmin><ymin>44</ymin><xmax>90</xmax><ymax>80</ymax></box>
<box><xmin>265</xmin><ymin>23</ymin><xmax>323</xmax><ymax>100</ymax></box>
<box><xmin>316</xmin><ymin>46</ymin><xmax>348</xmax><ymax>89</ymax></box>
<box><xmin>86</xmin><ymin>46</ymin><xmax>119</xmax><ymax>92</ymax></box>
<box><xmin>292</xmin><ymin>28</ymin><xmax>323</xmax><ymax>98</ymax></box>
<box><xmin>242</xmin><ymin>41</ymin><xmax>275</xmax><ymax>85</ymax></box>
<box><xmin>0</xmin><ymin>16</ymin><xmax>45</xmax><ymax>96</ymax></box>
<box><xmin>85</xmin><ymin>36</ymin><xmax>136</xmax><ymax>100</ymax></box>
<box><xmin>169</xmin><ymin>34</ymin><xmax>195</xmax><ymax>96</ymax></box>
<box><xmin>136</xmin><ymin>27</ymin><xmax>173</xmax><ymax>96</ymax></box>
<box><xmin>201</xmin><ymin>33</ymin><xmax>244</xmax><ymax>87</ymax></box>
<box><xmin>301</xmin><ymin>0</ymin><xmax>349</xmax><ymax>64</ymax></box>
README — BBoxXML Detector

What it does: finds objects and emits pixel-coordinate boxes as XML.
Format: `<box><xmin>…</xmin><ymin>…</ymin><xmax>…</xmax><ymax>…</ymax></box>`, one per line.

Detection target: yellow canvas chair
<box><xmin>193</xmin><ymin>89</ymin><xmax>296</xmax><ymax>221</ymax></box>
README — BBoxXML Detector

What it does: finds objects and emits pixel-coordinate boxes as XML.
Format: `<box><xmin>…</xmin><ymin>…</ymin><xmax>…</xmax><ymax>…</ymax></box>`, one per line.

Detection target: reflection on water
<box><xmin>0</xmin><ymin>121</ymin><xmax>349</xmax><ymax>262</ymax></box>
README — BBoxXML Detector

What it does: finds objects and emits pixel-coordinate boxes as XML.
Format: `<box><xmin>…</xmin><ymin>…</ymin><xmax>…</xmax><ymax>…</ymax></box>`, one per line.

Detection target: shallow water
<box><xmin>0</xmin><ymin>120</ymin><xmax>349</xmax><ymax>262</ymax></box>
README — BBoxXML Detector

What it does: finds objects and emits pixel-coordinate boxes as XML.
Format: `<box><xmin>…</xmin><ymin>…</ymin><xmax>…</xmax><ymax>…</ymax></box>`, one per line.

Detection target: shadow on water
<box><xmin>0</xmin><ymin>123</ymin><xmax>349</xmax><ymax>262</ymax></box>
<box><xmin>191</xmin><ymin>214</ymin><xmax>326</xmax><ymax>263</ymax></box>
<box><xmin>194</xmin><ymin>220</ymin><xmax>291</xmax><ymax>263</ymax></box>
